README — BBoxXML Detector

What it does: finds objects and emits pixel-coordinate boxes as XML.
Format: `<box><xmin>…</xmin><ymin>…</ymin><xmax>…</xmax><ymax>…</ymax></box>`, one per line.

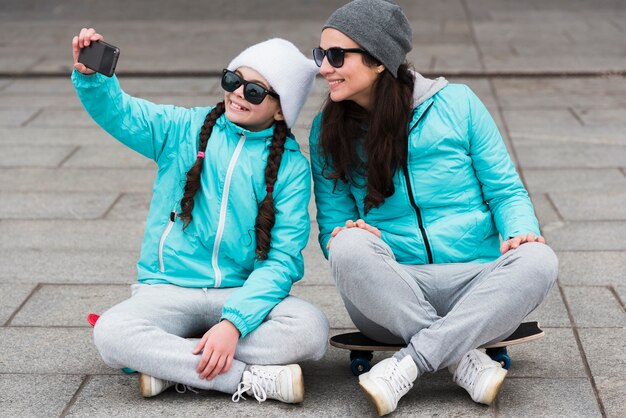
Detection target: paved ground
<box><xmin>0</xmin><ymin>1</ymin><xmax>625</xmax><ymax>417</ymax></box>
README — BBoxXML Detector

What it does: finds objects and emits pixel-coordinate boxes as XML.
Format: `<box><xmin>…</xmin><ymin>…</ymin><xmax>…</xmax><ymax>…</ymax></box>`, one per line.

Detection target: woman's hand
<box><xmin>72</xmin><ymin>27</ymin><xmax>104</xmax><ymax>75</ymax></box>
<box><xmin>192</xmin><ymin>320</ymin><xmax>240</xmax><ymax>380</ymax></box>
<box><xmin>327</xmin><ymin>218</ymin><xmax>381</xmax><ymax>249</ymax></box>
<box><xmin>500</xmin><ymin>232</ymin><xmax>546</xmax><ymax>254</ymax></box>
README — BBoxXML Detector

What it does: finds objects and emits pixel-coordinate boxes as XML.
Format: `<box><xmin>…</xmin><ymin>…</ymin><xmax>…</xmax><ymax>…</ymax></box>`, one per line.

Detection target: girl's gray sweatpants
<box><xmin>93</xmin><ymin>284</ymin><xmax>329</xmax><ymax>394</ymax></box>
<box><xmin>329</xmin><ymin>228</ymin><xmax>558</xmax><ymax>376</ymax></box>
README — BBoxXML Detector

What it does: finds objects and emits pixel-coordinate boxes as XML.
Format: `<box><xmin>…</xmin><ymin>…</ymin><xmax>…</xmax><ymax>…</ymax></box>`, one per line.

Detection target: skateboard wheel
<box><xmin>486</xmin><ymin>347</ymin><xmax>511</xmax><ymax>369</ymax></box>
<box><xmin>121</xmin><ymin>367</ymin><xmax>137</xmax><ymax>374</ymax></box>
<box><xmin>351</xmin><ymin>358</ymin><xmax>371</xmax><ymax>376</ymax></box>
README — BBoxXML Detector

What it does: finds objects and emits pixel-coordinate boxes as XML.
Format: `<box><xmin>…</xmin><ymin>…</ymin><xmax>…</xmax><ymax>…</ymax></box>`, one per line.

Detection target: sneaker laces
<box><xmin>455</xmin><ymin>354</ymin><xmax>481</xmax><ymax>387</ymax></box>
<box><xmin>174</xmin><ymin>383</ymin><xmax>199</xmax><ymax>394</ymax></box>
<box><xmin>232</xmin><ymin>370</ymin><xmax>277</xmax><ymax>403</ymax></box>
<box><xmin>383</xmin><ymin>360</ymin><xmax>413</xmax><ymax>396</ymax></box>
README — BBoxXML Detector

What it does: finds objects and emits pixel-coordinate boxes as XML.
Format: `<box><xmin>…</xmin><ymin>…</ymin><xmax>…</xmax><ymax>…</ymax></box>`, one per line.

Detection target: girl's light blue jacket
<box><xmin>310</xmin><ymin>79</ymin><xmax>540</xmax><ymax>265</ymax></box>
<box><xmin>72</xmin><ymin>70</ymin><xmax>311</xmax><ymax>338</ymax></box>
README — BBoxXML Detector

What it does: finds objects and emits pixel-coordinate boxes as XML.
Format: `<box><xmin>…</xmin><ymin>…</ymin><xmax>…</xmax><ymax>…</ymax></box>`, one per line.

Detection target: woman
<box><xmin>309</xmin><ymin>0</ymin><xmax>558</xmax><ymax>415</ymax></box>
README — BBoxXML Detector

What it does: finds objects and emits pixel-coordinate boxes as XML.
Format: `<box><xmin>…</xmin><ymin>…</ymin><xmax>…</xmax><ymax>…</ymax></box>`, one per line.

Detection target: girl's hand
<box><xmin>72</xmin><ymin>27</ymin><xmax>104</xmax><ymax>75</ymax></box>
<box><xmin>192</xmin><ymin>320</ymin><xmax>240</xmax><ymax>380</ymax></box>
<box><xmin>500</xmin><ymin>232</ymin><xmax>546</xmax><ymax>254</ymax></box>
<box><xmin>327</xmin><ymin>218</ymin><xmax>381</xmax><ymax>249</ymax></box>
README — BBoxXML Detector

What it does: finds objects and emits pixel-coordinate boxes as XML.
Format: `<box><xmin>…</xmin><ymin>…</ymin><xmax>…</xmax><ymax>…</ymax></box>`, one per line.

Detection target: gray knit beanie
<box><xmin>323</xmin><ymin>0</ymin><xmax>412</xmax><ymax>77</ymax></box>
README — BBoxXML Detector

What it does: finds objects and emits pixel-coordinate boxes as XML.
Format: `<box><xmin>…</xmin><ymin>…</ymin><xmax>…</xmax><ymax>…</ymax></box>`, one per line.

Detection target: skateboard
<box><xmin>87</xmin><ymin>313</ymin><xmax>136</xmax><ymax>374</ymax></box>
<box><xmin>330</xmin><ymin>321</ymin><xmax>544</xmax><ymax>376</ymax></box>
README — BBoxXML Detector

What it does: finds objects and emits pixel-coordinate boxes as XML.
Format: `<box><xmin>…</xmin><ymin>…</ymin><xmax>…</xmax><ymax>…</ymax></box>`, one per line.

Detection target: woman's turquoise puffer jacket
<box><xmin>310</xmin><ymin>83</ymin><xmax>540</xmax><ymax>265</ymax></box>
<box><xmin>72</xmin><ymin>70</ymin><xmax>311</xmax><ymax>338</ymax></box>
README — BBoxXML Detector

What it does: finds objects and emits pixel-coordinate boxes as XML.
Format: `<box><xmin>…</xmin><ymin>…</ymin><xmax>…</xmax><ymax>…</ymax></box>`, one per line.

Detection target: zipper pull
<box><xmin>170</xmin><ymin>211</ymin><xmax>176</xmax><ymax>222</ymax></box>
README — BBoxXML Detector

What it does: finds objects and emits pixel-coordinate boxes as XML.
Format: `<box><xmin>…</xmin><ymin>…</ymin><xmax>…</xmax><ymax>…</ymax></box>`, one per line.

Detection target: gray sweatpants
<box><xmin>329</xmin><ymin>228</ymin><xmax>558</xmax><ymax>377</ymax></box>
<box><xmin>93</xmin><ymin>284</ymin><xmax>329</xmax><ymax>394</ymax></box>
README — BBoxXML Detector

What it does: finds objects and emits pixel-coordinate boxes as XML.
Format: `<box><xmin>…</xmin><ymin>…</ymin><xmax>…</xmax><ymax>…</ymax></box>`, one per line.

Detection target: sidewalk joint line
<box><xmin>100</xmin><ymin>192</ymin><xmax>125</xmax><ymax>220</ymax></box>
<box><xmin>543</xmin><ymin>193</ymin><xmax>565</xmax><ymax>222</ymax></box>
<box><xmin>3</xmin><ymin>283</ymin><xmax>41</xmax><ymax>327</ymax></box>
<box><xmin>57</xmin><ymin>146</ymin><xmax>80</xmax><ymax>168</ymax></box>
<box><xmin>461</xmin><ymin>0</ymin><xmax>487</xmax><ymax>72</ymax></box>
<box><xmin>20</xmin><ymin>108</ymin><xmax>43</xmax><ymax>127</ymax></box>
<box><xmin>568</xmin><ymin>108</ymin><xmax>585</xmax><ymax>126</ymax></box>
<box><xmin>60</xmin><ymin>375</ymin><xmax>91</xmax><ymax>418</ymax></box>
<box><xmin>557</xmin><ymin>281</ymin><xmax>607</xmax><ymax>418</ymax></box>
<box><xmin>607</xmin><ymin>285</ymin><xmax>626</xmax><ymax>313</ymax></box>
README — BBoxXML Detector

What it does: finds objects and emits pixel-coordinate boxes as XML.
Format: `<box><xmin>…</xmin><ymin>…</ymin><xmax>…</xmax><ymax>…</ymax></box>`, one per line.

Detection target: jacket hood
<box><xmin>411</xmin><ymin>70</ymin><xmax>448</xmax><ymax>107</ymax></box>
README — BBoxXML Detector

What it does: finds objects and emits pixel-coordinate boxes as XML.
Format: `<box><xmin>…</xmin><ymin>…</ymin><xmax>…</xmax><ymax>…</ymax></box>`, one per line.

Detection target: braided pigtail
<box><xmin>255</xmin><ymin>120</ymin><xmax>288</xmax><ymax>260</ymax></box>
<box><xmin>178</xmin><ymin>102</ymin><xmax>226</xmax><ymax>228</ymax></box>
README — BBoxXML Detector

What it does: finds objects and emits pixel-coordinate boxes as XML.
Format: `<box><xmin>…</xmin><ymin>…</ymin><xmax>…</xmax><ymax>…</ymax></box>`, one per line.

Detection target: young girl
<box><xmin>72</xmin><ymin>28</ymin><xmax>329</xmax><ymax>404</ymax></box>
<box><xmin>309</xmin><ymin>0</ymin><xmax>558</xmax><ymax>415</ymax></box>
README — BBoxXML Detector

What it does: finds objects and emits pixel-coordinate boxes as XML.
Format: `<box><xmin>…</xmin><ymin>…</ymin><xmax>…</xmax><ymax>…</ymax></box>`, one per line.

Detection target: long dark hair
<box><xmin>178</xmin><ymin>101</ymin><xmax>287</xmax><ymax>260</ymax></box>
<box><xmin>319</xmin><ymin>57</ymin><xmax>415</xmax><ymax>213</ymax></box>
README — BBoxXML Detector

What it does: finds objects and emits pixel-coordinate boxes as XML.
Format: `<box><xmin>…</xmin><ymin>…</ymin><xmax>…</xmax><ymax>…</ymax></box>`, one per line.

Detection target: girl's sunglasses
<box><xmin>312</xmin><ymin>47</ymin><xmax>367</xmax><ymax>68</ymax></box>
<box><xmin>221</xmin><ymin>69</ymin><xmax>279</xmax><ymax>105</ymax></box>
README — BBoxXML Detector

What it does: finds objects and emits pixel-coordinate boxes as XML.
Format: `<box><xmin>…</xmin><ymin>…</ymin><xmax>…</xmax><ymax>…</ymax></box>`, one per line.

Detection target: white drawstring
<box><xmin>175</xmin><ymin>383</ymin><xmax>199</xmax><ymax>394</ymax></box>
<box><xmin>232</xmin><ymin>370</ymin><xmax>279</xmax><ymax>403</ymax></box>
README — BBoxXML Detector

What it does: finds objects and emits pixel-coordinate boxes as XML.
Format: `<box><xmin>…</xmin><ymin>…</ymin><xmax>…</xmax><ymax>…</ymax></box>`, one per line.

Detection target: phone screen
<box><xmin>78</xmin><ymin>40</ymin><xmax>120</xmax><ymax>77</ymax></box>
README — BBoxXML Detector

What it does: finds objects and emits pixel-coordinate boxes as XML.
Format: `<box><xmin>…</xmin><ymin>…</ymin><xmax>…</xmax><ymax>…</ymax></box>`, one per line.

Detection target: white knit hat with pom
<box><xmin>227</xmin><ymin>38</ymin><xmax>318</xmax><ymax>128</ymax></box>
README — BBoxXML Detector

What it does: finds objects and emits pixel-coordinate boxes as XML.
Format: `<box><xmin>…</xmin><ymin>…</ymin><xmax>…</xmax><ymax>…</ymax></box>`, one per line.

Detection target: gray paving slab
<box><xmin>2</xmin><ymin>77</ymin><xmax>77</xmax><ymax>96</ymax></box>
<box><xmin>563</xmin><ymin>286</ymin><xmax>626</xmax><ymax>328</ymax></box>
<box><xmin>0</xmin><ymin>374</ymin><xmax>84</xmax><ymax>418</ymax></box>
<box><xmin>531</xmin><ymin>193</ymin><xmax>562</xmax><ymax>227</ymax></box>
<box><xmin>0</xmin><ymin>127</ymin><xmax>116</xmax><ymax>146</ymax></box>
<box><xmin>0</xmin><ymin>283</ymin><xmax>36</xmax><ymax>325</ymax></box>
<box><xmin>578</xmin><ymin>328</ymin><xmax>626</xmax><ymax>378</ymax></box>
<box><xmin>0</xmin><ymin>192</ymin><xmax>118</xmax><ymax>220</ymax></box>
<box><xmin>595</xmin><ymin>376</ymin><xmax>626</xmax><ymax>418</ymax></box>
<box><xmin>10</xmin><ymin>284</ymin><xmax>130</xmax><ymax>327</ymax></box>
<box><xmin>549</xmin><ymin>189</ymin><xmax>626</xmax><ymax>221</ymax></box>
<box><xmin>0</xmin><ymin>327</ymin><xmax>113</xmax><ymax>374</ymax></box>
<box><xmin>551</xmin><ymin>251</ymin><xmax>626</xmax><ymax>286</ymax></box>
<box><xmin>0</xmin><ymin>109</ymin><xmax>38</xmax><ymax>127</ymax></box>
<box><xmin>0</xmin><ymin>168</ymin><xmax>156</xmax><ymax>193</ymax></box>
<box><xmin>62</xmin><ymin>145</ymin><xmax>155</xmax><ymax>169</ymax></box>
<box><xmin>27</xmin><ymin>108</ymin><xmax>101</xmax><ymax>128</ymax></box>
<box><xmin>105</xmin><ymin>193</ymin><xmax>151</xmax><ymax>220</ymax></box>
<box><xmin>0</xmin><ymin>249</ymin><xmax>138</xmax><ymax>284</ymax></box>
<box><xmin>515</xmin><ymin>142</ymin><xmax>626</xmax><ymax>169</ymax></box>
<box><xmin>493</xmin><ymin>77</ymin><xmax>626</xmax><ymax>110</ymax></box>
<box><xmin>497</xmin><ymin>378</ymin><xmax>601</xmax><ymax>418</ymax></box>
<box><xmin>523</xmin><ymin>169</ymin><xmax>626</xmax><ymax>194</ymax></box>
<box><xmin>504</xmin><ymin>327</ymin><xmax>587</xmax><ymax>379</ymax></box>
<box><xmin>0</xmin><ymin>145</ymin><xmax>74</xmax><ymax>168</ymax></box>
<box><xmin>0</xmin><ymin>220</ymin><xmax>144</xmax><ymax>250</ymax></box>
<box><xmin>542</xmin><ymin>221</ymin><xmax>626</xmax><ymax>251</ymax></box>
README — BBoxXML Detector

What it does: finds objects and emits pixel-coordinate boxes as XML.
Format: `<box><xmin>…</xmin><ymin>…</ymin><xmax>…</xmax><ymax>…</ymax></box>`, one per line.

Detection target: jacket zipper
<box><xmin>404</xmin><ymin>101</ymin><xmax>434</xmax><ymax>264</ymax></box>
<box><xmin>212</xmin><ymin>133</ymin><xmax>247</xmax><ymax>287</ymax></box>
<box><xmin>158</xmin><ymin>209</ymin><xmax>176</xmax><ymax>272</ymax></box>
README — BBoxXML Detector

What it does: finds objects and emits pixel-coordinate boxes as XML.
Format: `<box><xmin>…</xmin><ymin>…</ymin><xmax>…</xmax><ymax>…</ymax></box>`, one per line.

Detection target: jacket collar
<box><xmin>217</xmin><ymin>114</ymin><xmax>299</xmax><ymax>151</ymax></box>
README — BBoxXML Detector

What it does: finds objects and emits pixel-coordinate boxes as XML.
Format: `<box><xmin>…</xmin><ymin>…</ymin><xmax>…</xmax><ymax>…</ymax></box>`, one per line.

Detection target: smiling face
<box><xmin>318</xmin><ymin>28</ymin><xmax>383</xmax><ymax>111</ymax></box>
<box><xmin>223</xmin><ymin>66</ymin><xmax>284</xmax><ymax>131</ymax></box>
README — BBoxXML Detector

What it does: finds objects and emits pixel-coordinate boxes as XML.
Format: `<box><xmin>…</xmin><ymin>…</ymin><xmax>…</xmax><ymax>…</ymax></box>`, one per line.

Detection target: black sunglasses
<box><xmin>312</xmin><ymin>47</ymin><xmax>367</xmax><ymax>68</ymax></box>
<box><xmin>221</xmin><ymin>69</ymin><xmax>279</xmax><ymax>105</ymax></box>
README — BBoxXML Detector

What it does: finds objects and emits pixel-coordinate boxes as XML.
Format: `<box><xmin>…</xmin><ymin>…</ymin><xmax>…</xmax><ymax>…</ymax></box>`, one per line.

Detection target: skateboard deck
<box><xmin>330</xmin><ymin>321</ymin><xmax>544</xmax><ymax>375</ymax></box>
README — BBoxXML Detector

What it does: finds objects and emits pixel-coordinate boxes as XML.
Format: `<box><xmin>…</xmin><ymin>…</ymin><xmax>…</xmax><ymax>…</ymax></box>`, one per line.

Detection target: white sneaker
<box><xmin>449</xmin><ymin>349</ymin><xmax>508</xmax><ymax>405</ymax></box>
<box><xmin>358</xmin><ymin>356</ymin><xmax>418</xmax><ymax>416</ymax></box>
<box><xmin>138</xmin><ymin>373</ymin><xmax>175</xmax><ymax>397</ymax></box>
<box><xmin>232</xmin><ymin>364</ymin><xmax>304</xmax><ymax>404</ymax></box>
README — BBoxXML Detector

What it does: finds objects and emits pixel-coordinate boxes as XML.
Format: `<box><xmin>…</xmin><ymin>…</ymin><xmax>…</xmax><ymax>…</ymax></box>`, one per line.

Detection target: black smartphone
<box><xmin>78</xmin><ymin>40</ymin><xmax>120</xmax><ymax>77</ymax></box>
